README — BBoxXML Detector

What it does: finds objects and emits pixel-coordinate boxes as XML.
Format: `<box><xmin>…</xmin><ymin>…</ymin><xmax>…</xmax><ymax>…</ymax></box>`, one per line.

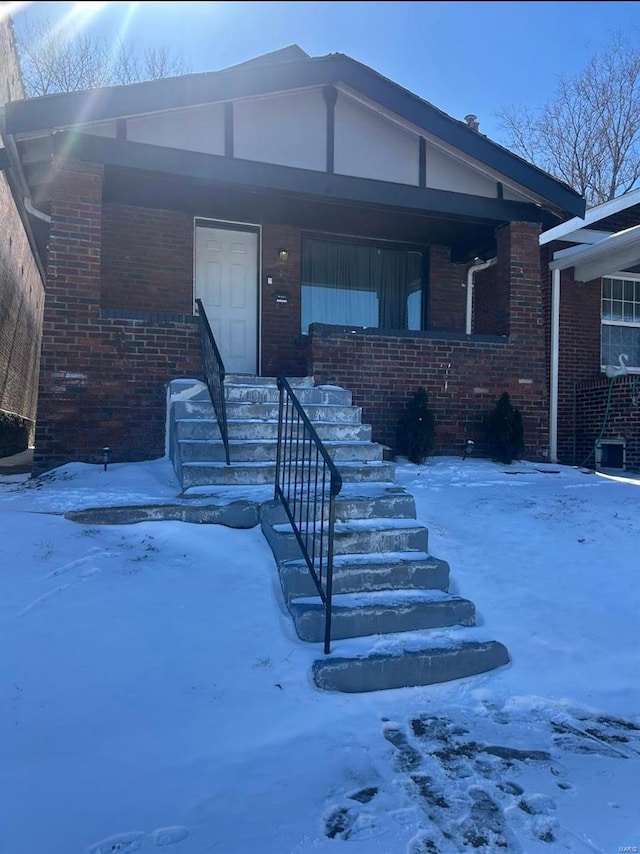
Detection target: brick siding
<box><xmin>101</xmin><ymin>204</ymin><xmax>193</xmax><ymax>313</ymax></box>
<box><xmin>473</xmin><ymin>262</ymin><xmax>501</xmax><ymax>335</ymax></box>
<box><xmin>429</xmin><ymin>245</ymin><xmax>466</xmax><ymax>332</ymax></box>
<box><xmin>309</xmin><ymin>222</ymin><xmax>548</xmax><ymax>458</ymax></box>
<box><xmin>575</xmin><ymin>376</ymin><xmax>640</xmax><ymax>471</ymax></box>
<box><xmin>35</xmin><ymin>157</ymin><xmax>552</xmax><ymax>469</ymax></box>
<box><xmin>0</xmin><ymin>19</ymin><xmax>45</xmax><ymax>436</ymax></box>
<box><xmin>542</xmin><ymin>242</ymin><xmax>602</xmax><ymax>465</ymax></box>
<box><xmin>260</xmin><ymin>225</ymin><xmax>308</xmax><ymax>376</ymax></box>
<box><xmin>34</xmin><ymin>159</ymin><xmax>201</xmax><ymax>472</ymax></box>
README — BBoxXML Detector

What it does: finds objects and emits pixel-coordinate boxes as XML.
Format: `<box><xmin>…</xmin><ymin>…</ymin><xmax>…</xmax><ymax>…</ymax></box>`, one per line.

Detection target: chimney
<box><xmin>464</xmin><ymin>114</ymin><xmax>479</xmax><ymax>132</ymax></box>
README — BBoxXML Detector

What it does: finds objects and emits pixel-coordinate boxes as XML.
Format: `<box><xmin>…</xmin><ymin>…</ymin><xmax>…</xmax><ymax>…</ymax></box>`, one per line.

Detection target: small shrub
<box><xmin>397</xmin><ymin>387</ymin><xmax>435</xmax><ymax>464</ymax></box>
<box><xmin>484</xmin><ymin>392</ymin><xmax>524</xmax><ymax>464</ymax></box>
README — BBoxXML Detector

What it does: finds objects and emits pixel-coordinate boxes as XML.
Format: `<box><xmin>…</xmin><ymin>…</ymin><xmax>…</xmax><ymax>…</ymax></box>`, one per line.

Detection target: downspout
<box><xmin>465</xmin><ymin>257</ymin><xmax>496</xmax><ymax>335</ymax></box>
<box><xmin>24</xmin><ymin>196</ymin><xmax>51</xmax><ymax>223</ymax></box>
<box><xmin>549</xmin><ymin>268</ymin><xmax>561</xmax><ymax>463</ymax></box>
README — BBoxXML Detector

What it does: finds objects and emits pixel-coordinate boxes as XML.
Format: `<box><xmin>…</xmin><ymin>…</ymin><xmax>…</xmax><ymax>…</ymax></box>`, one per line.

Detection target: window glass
<box><xmin>601</xmin><ymin>276</ymin><xmax>640</xmax><ymax>370</ymax></box>
<box><xmin>301</xmin><ymin>238</ymin><xmax>424</xmax><ymax>333</ymax></box>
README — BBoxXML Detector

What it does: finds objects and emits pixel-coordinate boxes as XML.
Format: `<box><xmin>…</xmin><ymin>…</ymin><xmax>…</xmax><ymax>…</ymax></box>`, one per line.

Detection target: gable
<box><xmin>3</xmin><ymin>47</ymin><xmax>585</xmax><ymax>220</ymax></box>
<box><xmin>52</xmin><ymin>86</ymin><xmax>536</xmax><ymax>206</ymax></box>
<box><xmin>334</xmin><ymin>92</ymin><xmax>419</xmax><ymax>185</ymax></box>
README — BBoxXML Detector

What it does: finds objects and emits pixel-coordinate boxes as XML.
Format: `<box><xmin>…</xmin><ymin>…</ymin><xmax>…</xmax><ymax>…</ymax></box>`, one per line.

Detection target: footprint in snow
<box><xmin>85</xmin><ymin>831</ymin><xmax>146</xmax><ymax>854</ymax></box>
<box><xmin>85</xmin><ymin>826</ymin><xmax>189</xmax><ymax>853</ymax></box>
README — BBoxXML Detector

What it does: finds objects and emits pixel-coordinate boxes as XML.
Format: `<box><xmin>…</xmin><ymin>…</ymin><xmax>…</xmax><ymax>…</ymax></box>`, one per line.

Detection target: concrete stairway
<box><xmin>168</xmin><ymin>376</ymin><xmax>509</xmax><ymax>692</ymax></box>
<box><xmin>168</xmin><ymin>376</ymin><xmax>395</xmax><ymax>488</ymax></box>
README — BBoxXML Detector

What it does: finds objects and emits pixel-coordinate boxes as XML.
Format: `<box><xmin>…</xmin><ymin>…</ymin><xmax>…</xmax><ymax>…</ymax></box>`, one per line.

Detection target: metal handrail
<box><xmin>274</xmin><ymin>376</ymin><xmax>343</xmax><ymax>654</ymax></box>
<box><xmin>195</xmin><ymin>299</ymin><xmax>230</xmax><ymax>466</ymax></box>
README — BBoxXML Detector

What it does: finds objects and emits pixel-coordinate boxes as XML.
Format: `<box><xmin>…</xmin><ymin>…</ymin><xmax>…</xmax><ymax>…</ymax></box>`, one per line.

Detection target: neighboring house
<box><xmin>0</xmin><ymin>17</ymin><xmax>45</xmax><ymax>458</ymax></box>
<box><xmin>0</xmin><ymin>44</ymin><xmax>585</xmax><ymax>473</ymax></box>
<box><xmin>541</xmin><ymin>192</ymin><xmax>640</xmax><ymax>472</ymax></box>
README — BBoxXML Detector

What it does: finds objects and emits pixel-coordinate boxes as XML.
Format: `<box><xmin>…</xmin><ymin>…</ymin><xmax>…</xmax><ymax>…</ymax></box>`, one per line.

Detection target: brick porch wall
<box><xmin>575</xmin><ymin>377</ymin><xmax>640</xmax><ymax>471</ymax></box>
<box><xmin>473</xmin><ymin>264</ymin><xmax>500</xmax><ymax>335</ymax></box>
<box><xmin>260</xmin><ymin>224</ymin><xmax>308</xmax><ymax>376</ymax></box>
<box><xmin>259</xmin><ymin>234</ymin><xmax>475</xmax><ymax>376</ymax></box>
<box><xmin>429</xmin><ymin>246</ymin><xmax>466</xmax><ymax>332</ymax></box>
<box><xmin>310</xmin><ymin>222</ymin><xmax>549</xmax><ymax>459</ymax></box>
<box><xmin>34</xmin><ymin>159</ymin><xmax>201</xmax><ymax>473</ymax></box>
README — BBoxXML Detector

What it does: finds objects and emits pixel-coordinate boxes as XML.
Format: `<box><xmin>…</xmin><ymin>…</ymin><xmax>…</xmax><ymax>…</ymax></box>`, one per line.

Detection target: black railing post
<box><xmin>273</xmin><ymin>376</ymin><xmax>343</xmax><ymax>654</ymax></box>
<box><xmin>275</xmin><ymin>377</ymin><xmax>285</xmax><ymax>500</ymax></box>
<box><xmin>195</xmin><ymin>299</ymin><xmax>230</xmax><ymax>466</ymax></box>
<box><xmin>324</xmin><ymin>489</ymin><xmax>337</xmax><ymax>655</ymax></box>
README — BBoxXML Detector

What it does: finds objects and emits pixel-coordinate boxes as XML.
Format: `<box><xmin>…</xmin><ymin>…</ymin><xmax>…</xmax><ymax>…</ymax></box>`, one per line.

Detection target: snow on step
<box><xmin>312</xmin><ymin>640</ymin><xmax>510</xmax><ymax>693</ymax></box>
<box><xmin>268</xmin><ymin>516</ymin><xmax>428</xmax><ymax>559</ymax></box>
<box><xmin>289</xmin><ymin>590</ymin><xmax>476</xmax><ymax>642</ymax></box>
<box><xmin>279</xmin><ymin>550</ymin><xmax>450</xmax><ymax>598</ymax></box>
<box><xmin>180</xmin><ymin>460</ymin><xmax>396</xmax><ymax>488</ymax></box>
<box><xmin>271</xmin><ymin>517</ymin><xmax>424</xmax><ymax>535</ymax></box>
<box><xmin>176</xmin><ymin>437</ymin><xmax>383</xmax><ymax>463</ymax></box>
<box><xmin>294</xmin><ymin>588</ymin><xmax>456</xmax><ymax>607</ymax></box>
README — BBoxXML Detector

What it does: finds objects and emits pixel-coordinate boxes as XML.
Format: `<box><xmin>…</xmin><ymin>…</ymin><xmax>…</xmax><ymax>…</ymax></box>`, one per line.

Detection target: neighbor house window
<box><xmin>301</xmin><ymin>237</ymin><xmax>425</xmax><ymax>333</ymax></box>
<box><xmin>601</xmin><ymin>276</ymin><xmax>640</xmax><ymax>371</ymax></box>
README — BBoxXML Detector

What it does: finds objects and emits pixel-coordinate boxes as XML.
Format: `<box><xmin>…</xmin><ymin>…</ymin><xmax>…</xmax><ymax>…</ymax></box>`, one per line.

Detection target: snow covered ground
<box><xmin>1</xmin><ymin>455</ymin><xmax>639</xmax><ymax>853</ymax></box>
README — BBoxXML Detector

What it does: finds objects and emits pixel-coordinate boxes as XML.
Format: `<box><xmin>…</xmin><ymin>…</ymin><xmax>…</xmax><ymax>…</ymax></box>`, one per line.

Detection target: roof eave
<box><xmin>5</xmin><ymin>52</ymin><xmax>585</xmax><ymax>219</ymax></box>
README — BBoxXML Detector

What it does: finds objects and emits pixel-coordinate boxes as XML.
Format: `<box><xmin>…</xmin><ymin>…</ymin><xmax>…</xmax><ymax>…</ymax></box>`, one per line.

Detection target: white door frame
<box><xmin>193</xmin><ymin>217</ymin><xmax>262</xmax><ymax>375</ymax></box>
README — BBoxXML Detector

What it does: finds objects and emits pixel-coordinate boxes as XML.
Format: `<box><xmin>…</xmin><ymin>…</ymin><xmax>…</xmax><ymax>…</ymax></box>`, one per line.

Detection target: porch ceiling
<box><xmin>102</xmin><ymin>165</ymin><xmax>497</xmax><ymax>261</ymax></box>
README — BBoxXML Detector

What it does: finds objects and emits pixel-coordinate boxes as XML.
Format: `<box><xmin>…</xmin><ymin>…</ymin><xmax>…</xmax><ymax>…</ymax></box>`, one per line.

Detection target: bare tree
<box><xmin>498</xmin><ymin>34</ymin><xmax>640</xmax><ymax>204</ymax></box>
<box><xmin>15</xmin><ymin>13</ymin><xmax>190</xmax><ymax>97</ymax></box>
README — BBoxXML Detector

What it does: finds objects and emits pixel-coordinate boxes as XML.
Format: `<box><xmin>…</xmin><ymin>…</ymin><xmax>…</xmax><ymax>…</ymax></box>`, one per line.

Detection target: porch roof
<box><xmin>22</xmin><ymin>130</ymin><xmax>550</xmax><ymax>263</ymax></box>
<box><xmin>540</xmin><ymin>186</ymin><xmax>640</xmax><ymax>246</ymax></box>
<box><xmin>549</xmin><ymin>223</ymin><xmax>640</xmax><ymax>281</ymax></box>
<box><xmin>2</xmin><ymin>46</ymin><xmax>585</xmax><ymax>220</ymax></box>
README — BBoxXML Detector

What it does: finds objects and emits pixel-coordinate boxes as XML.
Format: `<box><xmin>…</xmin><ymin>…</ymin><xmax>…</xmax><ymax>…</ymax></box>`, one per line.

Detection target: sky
<box><xmin>1</xmin><ymin>453</ymin><xmax>639</xmax><ymax>852</ymax></box>
<box><xmin>8</xmin><ymin>1</ymin><xmax>640</xmax><ymax>142</ymax></box>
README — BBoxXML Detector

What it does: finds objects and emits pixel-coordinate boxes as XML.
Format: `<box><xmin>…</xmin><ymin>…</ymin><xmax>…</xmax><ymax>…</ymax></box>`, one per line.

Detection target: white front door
<box><xmin>194</xmin><ymin>224</ymin><xmax>259</xmax><ymax>374</ymax></box>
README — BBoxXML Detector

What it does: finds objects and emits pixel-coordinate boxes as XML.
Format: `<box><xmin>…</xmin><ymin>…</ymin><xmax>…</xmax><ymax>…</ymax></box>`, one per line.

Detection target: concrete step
<box><xmin>180</xmin><ymin>460</ymin><xmax>396</xmax><ymax>488</ymax></box>
<box><xmin>280</xmin><ymin>551</ymin><xmax>450</xmax><ymax>599</ymax></box>
<box><xmin>289</xmin><ymin>589</ymin><xmax>475</xmax><ymax>642</ymax></box>
<box><xmin>175</xmin><ymin>418</ymin><xmax>372</xmax><ymax>443</ymax></box>
<box><xmin>172</xmin><ymin>400</ymin><xmax>363</xmax><ymax>424</ymax></box>
<box><xmin>266</xmin><ymin>517</ymin><xmax>428</xmax><ymax>561</ymax></box>
<box><xmin>261</xmin><ymin>487</ymin><xmax>416</xmax><ymax>526</ymax></box>
<box><xmin>312</xmin><ymin>640</ymin><xmax>510</xmax><ymax>692</ymax></box>
<box><xmin>225</xmin><ymin>375</ymin><xmax>314</xmax><ymax>387</ymax></box>
<box><xmin>177</xmin><ymin>438</ymin><xmax>384</xmax><ymax>464</ymax></box>
<box><xmin>224</xmin><ymin>385</ymin><xmax>352</xmax><ymax>405</ymax></box>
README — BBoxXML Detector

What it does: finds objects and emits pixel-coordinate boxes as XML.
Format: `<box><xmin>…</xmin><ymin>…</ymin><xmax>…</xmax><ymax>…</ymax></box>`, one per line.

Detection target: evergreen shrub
<box><xmin>396</xmin><ymin>387</ymin><xmax>435</xmax><ymax>464</ymax></box>
<box><xmin>484</xmin><ymin>392</ymin><xmax>524</xmax><ymax>464</ymax></box>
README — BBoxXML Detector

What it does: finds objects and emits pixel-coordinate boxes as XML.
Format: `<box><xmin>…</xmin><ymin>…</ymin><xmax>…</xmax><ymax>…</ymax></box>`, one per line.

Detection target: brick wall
<box><xmin>576</xmin><ymin>376</ymin><xmax>640</xmax><ymax>471</ymax></box>
<box><xmin>34</xmin><ymin>159</ymin><xmax>201</xmax><ymax>472</ymax></box>
<box><xmin>473</xmin><ymin>263</ymin><xmax>499</xmax><ymax>334</ymax></box>
<box><xmin>0</xmin><ymin>18</ymin><xmax>44</xmax><ymax>440</ymax></box>
<box><xmin>101</xmin><ymin>204</ymin><xmax>193</xmax><ymax>313</ymax></box>
<box><xmin>557</xmin><ymin>270</ymin><xmax>601</xmax><ymax>464</ymax></box>
<box><xmin>428</xmin><ymin>245</ymin><xmax>466</xmax><ymax>332</ymax></box>
<box><xmin>260</xmin><ymin>224</ymin><xmax>309</xmax><ymax>376</ymax></box>
<box><xmin>103</xmin><ymin>213</ymin><xmax>311</xmax><ymax>378</ymax></box>
<box><xmin>35</xmin><ymin>159</ymin><xmax>551</xmax><ymax>469</ymax></box>
<box><xmin>310</xmin><ymin>222</ymin><xmax>548</xmax><ymax>458</ymax></box>
<box><xmin>541</xmin><ymin>242</ymin><xmax>602</xmax><ymax>465</ymax></box>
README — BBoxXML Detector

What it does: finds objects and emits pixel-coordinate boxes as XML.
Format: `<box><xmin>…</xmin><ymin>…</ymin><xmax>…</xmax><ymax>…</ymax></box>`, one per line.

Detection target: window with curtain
<box><xmin>601</xmin><ymin>276</ymin><xmax>640</xmax><ymax>371</ymax></box>
<box><xmin>301</xmin><ymin>238</ymin><xmax>424</xmax><ymax>333</ymax></box>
